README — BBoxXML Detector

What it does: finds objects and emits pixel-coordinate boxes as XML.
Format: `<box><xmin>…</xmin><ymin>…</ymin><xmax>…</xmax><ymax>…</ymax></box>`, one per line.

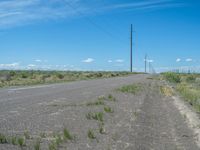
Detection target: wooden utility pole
<box><xmin>130</xmin><ymin>24</ymin><xmax>133</xmax><ymax>72</ymax></box>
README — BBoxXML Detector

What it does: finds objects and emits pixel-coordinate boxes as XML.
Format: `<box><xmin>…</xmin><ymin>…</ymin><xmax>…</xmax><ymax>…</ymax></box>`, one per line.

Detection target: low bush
<box><xmin>162</xmin><ymin>72</ymin><xmax>181</xmax><ymax>83</ymax></box>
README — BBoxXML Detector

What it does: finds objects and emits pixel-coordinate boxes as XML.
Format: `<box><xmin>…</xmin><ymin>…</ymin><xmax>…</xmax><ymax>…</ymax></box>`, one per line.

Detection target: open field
<box><xmin>162</xmin><ymin>72</ymin><xmax>200</xmax><ymax>112</ymax></box>
<box><xmin>0</xmin><ymin>74</ymin><xmax>199</xmax><ymax>150</ymax></box>
<box><xmin>0</xmin><ymin>70</ymin><xmax>137</xmax><ymax>88</ymax></box>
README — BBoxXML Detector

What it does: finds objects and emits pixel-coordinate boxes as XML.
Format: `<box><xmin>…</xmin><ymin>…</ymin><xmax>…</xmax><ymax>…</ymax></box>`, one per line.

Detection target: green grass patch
<box><xmin>86</xmin><ymin>100</ymin><xmax>105</xmax><ymax>106</ymax></box>
<box><xmin>86</xmin><ymin>112</ymin><xmax>104</xmax><ymax>122</ymax></box>
<box><xmin>104</xmin><ymin>106</ymin><xmax>114</xmax><ymax>113</ymax></box>
<box><xmin>17</xmin><ymin>137</ymin><xmax>25</xmax><ymax>147</ymax></box>
<box><xmin>63</xmin><ymin>128</ymin><xmax>73</xmax><ymax>141</ymax></box>
<box><xmin>107</xmin><ymin>94</ymin><xmax>116</xmax><ymax>101</ymax></box>
<box><xmin>0</xmin><ymin>133</ymin><xmax>8</xmax><ymax>144</ymax></box>
<box><xmin>117</xmin><ymin>84</ymin><xmax>141</xmax><ymax>94</ymax></box>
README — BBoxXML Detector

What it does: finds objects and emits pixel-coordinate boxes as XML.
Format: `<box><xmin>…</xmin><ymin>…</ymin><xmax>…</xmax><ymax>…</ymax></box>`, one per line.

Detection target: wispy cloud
<box><xmin>0</xmin><ymin>0</ymin><xmax>184</xmax><ymax>29</ymax></box>
<box><xmin>108</xmin><ymin>60</ymin><xmax>112</xmax><ymax>63</ymax></box>
<box><xmin>176</xmin><ymin>58</ymin><xmax>181</xmax><ymax>62</ymax></box>
<box><xmin>104</xmin><ymin>0</ymin><xmax>183</xmax><ymax>11</ymax></box>
<box><xmin>35</xmin><ymin>59</ymin><xmax>42</xmax><ymax>62</ymax></box>
<box><xmin>82</xmin><ymin>58</ymin><xmax>94</xmax><ymax>63</ymax></box>
<box><xmin>186</xmin><ymin>58</ymin><xmax>193</xmax><ymax>62</ymax></box>
<box><xmin>115</xmin><ymin>59</ymin><xmax>124</xmax><ymax>63</ymax></box>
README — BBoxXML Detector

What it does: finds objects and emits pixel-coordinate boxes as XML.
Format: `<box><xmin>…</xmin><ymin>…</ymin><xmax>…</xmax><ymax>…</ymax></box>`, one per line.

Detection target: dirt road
<box><xmin>0</xmin><ymin>75</ymin><xmax>199</xmax><ymax>150</ymax></box>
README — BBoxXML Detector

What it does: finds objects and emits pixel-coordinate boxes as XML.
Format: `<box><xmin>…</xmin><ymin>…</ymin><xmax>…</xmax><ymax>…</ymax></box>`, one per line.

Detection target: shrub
<box><xmin>56</xmin><ymin>73</ymin><xmax>64</xmax><ymax>79</ymax></box>
<box><xmin>162</xmin><ymin>72</ymin><xmax>181</xmax><ymax>83</ymax></box>
<box><xmin>186</xmin><ymin>75</ymin><xmax>196</xmax><ymax>83</ymax></box>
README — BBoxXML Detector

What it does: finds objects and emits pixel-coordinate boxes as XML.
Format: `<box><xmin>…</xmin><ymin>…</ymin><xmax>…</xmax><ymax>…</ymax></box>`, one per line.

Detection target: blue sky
<box><xmin>0</xmin><ymin>0</ymin><xmax>200</xmax><ymax>72</ymax></box>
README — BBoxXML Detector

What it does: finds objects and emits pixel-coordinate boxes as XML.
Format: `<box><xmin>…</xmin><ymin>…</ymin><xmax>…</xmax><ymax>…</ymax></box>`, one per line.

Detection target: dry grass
<box><xmin>160</xmin><ymin>86</ymin><xmax>174</xmax><ymax>97</ymax></box>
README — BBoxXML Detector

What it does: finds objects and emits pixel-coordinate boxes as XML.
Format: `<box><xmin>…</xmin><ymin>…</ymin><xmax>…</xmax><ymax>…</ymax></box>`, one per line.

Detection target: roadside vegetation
<box><xmin>0</xmin><ymin>70</ymin><xmax>136</xmax><ymax>88</ymax></box>
<box><xmin>117</xmin><ymin>84</ymin><xmax>141</xmax><ymax>94</ymax></box>
<box><xmin>162</xmin><ymin>72</ymin><xmax>200</xmax><ymax>112</ymax></box>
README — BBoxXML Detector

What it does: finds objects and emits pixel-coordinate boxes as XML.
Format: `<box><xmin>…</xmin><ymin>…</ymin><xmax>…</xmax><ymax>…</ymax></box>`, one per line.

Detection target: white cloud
<box><xmin>116</xmin><ymin>59</ymin><xmax>124</xmax><ymax>63</ymax></box>
<box><xmin>82</xmin><ymin>58</ymin><xmax>94</xmax><ymax>63</ymax></box>
<box><xmin>28</xmin><ymin>64</ymin><xmax>36</xmax><ymax>67</ymax></box>
<box><xmin>176</xmin><ymin>58</ymin><xmax>181</xmax><ymax>62</ymax></box>
<box><xmin>148</xmin><ymin>59</ymin><xmax>154</xmax><ymax>63</ymax></box>
<box><xmin>186</xmin><ymin>58</ymin><xmax>192</xmax><ymax>62</ymax></box>
<box><xmin>0</xmin><ymin>62</ymin><xmax>20</xmax><ymax>69</ymax></box>
<box><xmin>35</xmin><ymin>59</ymin><xmax>42</xmax><ymax>62</ymax></box>
<box><xmin>108</xmin><ymin>60</ymin><xmax>112</xmax><ymax>63</ymax></box>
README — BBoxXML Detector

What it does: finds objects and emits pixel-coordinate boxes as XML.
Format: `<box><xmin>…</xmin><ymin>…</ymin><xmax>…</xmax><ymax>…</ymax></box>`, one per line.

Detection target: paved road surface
<box><xmin>0</xmin><ymin>74</ymin><xmax>199</xmax><ymax>150</ymax></box>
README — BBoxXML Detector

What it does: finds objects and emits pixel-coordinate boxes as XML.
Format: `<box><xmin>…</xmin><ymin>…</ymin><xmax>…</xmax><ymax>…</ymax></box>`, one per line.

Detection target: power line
<box><xmin>65</xmin><ymin>1</ymin><xmax>123</xmax><ymax>42</ymax></box>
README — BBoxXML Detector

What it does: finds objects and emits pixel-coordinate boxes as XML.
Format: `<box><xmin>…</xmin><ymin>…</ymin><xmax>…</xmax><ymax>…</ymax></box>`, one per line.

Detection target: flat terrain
<box><xmin>0</xmin><ymin>74</ymin><xmax>199</xmax><ymax>150</ymax></box>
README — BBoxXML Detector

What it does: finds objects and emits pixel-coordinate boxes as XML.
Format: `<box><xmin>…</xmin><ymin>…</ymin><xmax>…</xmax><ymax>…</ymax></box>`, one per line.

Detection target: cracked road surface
<box><xmin>0</xmin><ymin>74</ymin><xmax>199</xmax><ymax>150</ymax></box>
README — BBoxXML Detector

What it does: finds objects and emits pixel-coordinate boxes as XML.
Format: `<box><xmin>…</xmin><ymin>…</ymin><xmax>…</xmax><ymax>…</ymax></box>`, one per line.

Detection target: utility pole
<box><xmin>130</xmin><ymin>24</ymin><xmax>133</xmax><ymax>72</ymax></box>
<box><xmin>145</xmin><ymin>54</ymin><xmax>147</xmax><ymax>73</ymax></box>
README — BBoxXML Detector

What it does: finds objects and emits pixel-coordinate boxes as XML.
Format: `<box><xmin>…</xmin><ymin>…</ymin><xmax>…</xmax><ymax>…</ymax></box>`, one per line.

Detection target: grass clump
<box><xmin>24</xmin><ymin>130</ymin><xmax>30</xmax><ymax>139</ymax></box>
<box><xmin>117</xmin><ymin>84</ymin><xmax>140</xmax><ymax>94</ymax></box>
<box><xmin>107</xmin><ymin>94</ymin><xmax>116</xmax><ymax>101</ymax></box>
<box><xmin>0</xmin><ymin>133</ymin><xmax>7</xmax><ymax>144</ymax></box>
<box><xmin>160</xmin><ymin>86</ymin><xmax>174</xmax><ymax>97</ymax></box>
<box><xmin>86</xmin><ymin>112</ymin><xmax>104</xmax><ymax>122</ymax></box>
<box><xmin>87</xmin><ymin>129</ymin><xmax>96</xmax><ymax>139</ymax></box>
<box><xmin>98</xmin><ymin>96</ymin><xmax>106</xmax><ymax>101</ymax></box>
<box><xmin>11</xmin><ymin>136</ymin><xmax>17</xmax><ymax>145</ymax></box>
<box><xmin>99</xmin><ymin>123</ymin><xmax>106</xmax><ymax>134</ymax></box>
<box><xmin>86</xmin><ymin>100</ymin><xmax>105</xmax><ymax>106</ymax></box>
<box><xmin>17</xmin><ymin>137</ymin><xmax>25</xmax><ymax>147</ymax></box>
<box><xmin>104</xmin><ymin>106</ymin><xmax>114</xmax><ymax>113</ymax></box>
<box><xmin>34</xmin><ymin>139</ymin><xmax>41</xmax><ymax>150</ymax></box>
<box><xmin>55</xmin><ymin>134</ymin><xmax>62</xmax><ymax>146</ymax></box>
<box><xmin>63</xmin><ymin>128</ymin><xmax>73</xmax><ymax>141</ymax></box>
<box><xmin>48</xmin><ymin>141</ymin><xmax>57</xmax><ymax>150</ymax></box>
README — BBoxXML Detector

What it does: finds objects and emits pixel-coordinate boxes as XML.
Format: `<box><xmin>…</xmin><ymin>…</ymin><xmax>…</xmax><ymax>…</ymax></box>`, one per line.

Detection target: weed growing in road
<box><xmin>99</xmin><ymin>123</ymin><xmax>106</xmax><ymax>134</ymax></box>
<box><xmin>117</xmin><ymin>84</ymin><xmax>141</xmax><ymax>94</ymax></box>
<box><xmin>0</xmin><ymin>133</ymin><xmax>7</xmax><ymax>144</ymax></box>
<box><xmin>24</xmin><ymin>130</ymin><xmax>31</xmax><ymax>139</ymax></box>
<box><xmin>11</xmin><ymin>136</ymin><xmax>17</xmax><ymax>145</ymax></box>
<box><xmin>17</xmin><ymin>137</ymin><xmax>25</xmax><ymax>147</ymax></box>
<box><xmin>55</xmin><ymin>134</ymin><xmax>62</xmax><ymax>146</ymax></box>
<box><xmin>107</xmin><ymin>94</ymin><xmax>116</xmax><ymax>101</ymax></box>
<box><xmin>104</xmin><ymin>106</ymin><xmax>114</xmax><ymax>113</ymax></box>
<box><xmin>40</xmin><ymin>132</ymin><xmax>46</xmax><ymax>138</ymax></box>
<box><xmin>98</xmin><ymin>95</ymin><xmax>106</xmax><ymax>101</ymax></box>
<box><xmin>86</xmin><ymin>100</ymin><xmax>105</xmax><ymax>106</ymax></box>
<box><xmin>86</xmin><ymin>112</ymin><xmax>104</xmax><ymax>122</ymax></box>
<box><xmin>88</xmin><ymin>129</ymin><xmax>96</xmax><ymax>139</ymax></box>
<box><xmin>34</xmin><ymin>138</ymin><xmax>41</xmax><ymax>150</ymax></box>
<box><xmin>63</xmin><ymin>128</ymin><xmax>73</xmax><ymax>141</ymax></box>
<box><xmin>49</xmin><ymin>141</ymin><xmax>57</xmax><ymax>150</ymax></box>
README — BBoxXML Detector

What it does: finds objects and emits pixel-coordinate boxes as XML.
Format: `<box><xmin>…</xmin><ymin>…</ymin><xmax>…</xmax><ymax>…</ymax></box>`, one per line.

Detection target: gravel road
<box><xmin>0</xmin><ymin>74</ymin><xmax>199</xmax><ymax>150</ymax></box>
